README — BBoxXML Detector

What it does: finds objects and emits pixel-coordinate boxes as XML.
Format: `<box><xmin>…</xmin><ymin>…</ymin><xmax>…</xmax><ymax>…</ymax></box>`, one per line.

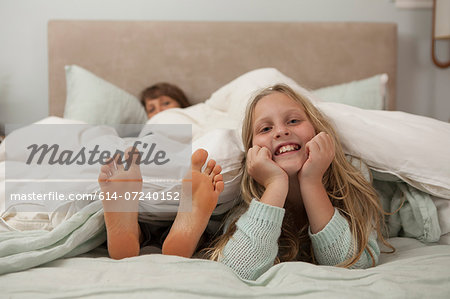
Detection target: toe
<box><xmin>124</xmin><ymin>146</ymin><xmax>142</xmax><ymax>169</ymax></box>
<box><xmin>114</xmin><ymin>153</ymin><xmax>124</xmax><ymax>170</ymax></box>
<box><xmin>215</xmin><ymin>181</ymin><xmax>225</xmax><ymax>194</ymax></box>
<box><xmin>98</xmin><ymin>171</ymin><xmax>109</xmax><ymax>183</ymax></box>
<box><xmin>211</xmin><ymin>164</ymin><xmax>222</xmax><ymax>177</ymax></box>
<box><xmin>191</xmin><ymin>149</ymin><xmax>208</xmax><ymax>172</ymax></box>
<box><xmin>102</xmin><ymin>162</ymin><xmax>113</xmax><ymax>176</ymax></box>
<box><xmin>204</xmin><ymin>159</ymin><xmax>216</xmax><ymax>175</ymax></box>
<box><xmin>213</xmin><ymin>173</ymin><xmax>223</xmax><ymax>182</ymax></box>
<box><xmin>101</xmin><ymin>164</ymin><xmax>111</xmax><ymax>174</ymax></box>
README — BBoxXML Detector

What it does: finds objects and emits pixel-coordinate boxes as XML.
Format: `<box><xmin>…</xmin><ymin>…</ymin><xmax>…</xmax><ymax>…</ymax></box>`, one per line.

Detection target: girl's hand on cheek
<box><xmin>247</xmin><ymin>145</ymin><xmax>288</xmax><ymax>188</ymax></box>
<box><xmin>298</xmin><ymin>132</ymin><xmax>335</xmax><ymax>185</ymax></box>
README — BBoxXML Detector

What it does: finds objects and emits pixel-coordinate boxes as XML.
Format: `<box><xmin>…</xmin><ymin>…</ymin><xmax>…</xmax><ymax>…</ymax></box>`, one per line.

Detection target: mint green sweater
<box><xmin>218</xmin><ymin>156</ymin><xmax>380</xmax><ymax>280</ymax></box>
<box><xmin>219</xmin><ymin>200</ymin><xmax>380</xmax><ymax>280</ymax></box>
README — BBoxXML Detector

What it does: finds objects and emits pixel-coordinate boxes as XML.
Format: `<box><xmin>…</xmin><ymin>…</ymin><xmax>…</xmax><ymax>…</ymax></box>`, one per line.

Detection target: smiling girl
<box><xmin>206</xmin><ymin>84</ymin><xmax>392</xmax><ymax>280</ymax></box>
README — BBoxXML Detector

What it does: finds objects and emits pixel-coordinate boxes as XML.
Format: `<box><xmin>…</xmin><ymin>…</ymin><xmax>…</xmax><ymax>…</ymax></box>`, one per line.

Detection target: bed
<box><xmin>1</xmin><ymin>21</ymin><xmax>450</xmax><ymax>298</ymax></box>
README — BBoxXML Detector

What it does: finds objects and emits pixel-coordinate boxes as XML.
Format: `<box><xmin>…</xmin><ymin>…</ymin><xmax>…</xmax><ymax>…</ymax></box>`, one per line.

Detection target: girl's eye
<box><xmin>288</xmin><ymin>119</ymin><xmax>299</xmax><ymax>124</ymax></box>
<box><xmin>148</xmin><ymin>105</ymin><xmax>155</xmax><ymax>113</ymax></box>
<box><xmin>163</xmin><ymin>101</ymin><xmax>171</xmax><ymax>106</ymax></box>
<box><xmin>260</xmin><ymin>127</ymin><xmax>271</xmax><ymax>133</ymax></box>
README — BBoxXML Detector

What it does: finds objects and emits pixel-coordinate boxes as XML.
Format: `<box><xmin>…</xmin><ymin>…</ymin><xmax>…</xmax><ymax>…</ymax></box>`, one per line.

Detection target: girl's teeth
<box><xmin>278</xmin><ymin>145</ymin><xmax>298</xmax><ymax>154</ymax></box>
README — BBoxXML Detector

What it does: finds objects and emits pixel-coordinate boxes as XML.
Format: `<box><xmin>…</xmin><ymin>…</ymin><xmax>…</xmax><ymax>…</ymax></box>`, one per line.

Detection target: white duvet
<box><xmin>1</xmin><ymin>68</ymin><xmax>450</xmax><ymax>242</ymax></box>
<box><xmin>0</xmin><ymin>120</ymin><xmax>242</xmax><ymax>230</ymax></box>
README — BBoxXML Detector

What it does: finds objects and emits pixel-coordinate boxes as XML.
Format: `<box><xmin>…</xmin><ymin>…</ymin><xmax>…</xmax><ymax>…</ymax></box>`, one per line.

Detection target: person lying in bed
<box><xmin>203</xmin><ymin>84</ymin><xmax>393</xmax><ymax>280</ymax></box>
<box><xmin>98</xmin><ymin>147</ymin><xmax>224</xmax><ymax>260</ymax></box>
<box><xmin>140</xmin><ymin>82</ymin><xmax>191</xmax><ymax>119</ymax></box>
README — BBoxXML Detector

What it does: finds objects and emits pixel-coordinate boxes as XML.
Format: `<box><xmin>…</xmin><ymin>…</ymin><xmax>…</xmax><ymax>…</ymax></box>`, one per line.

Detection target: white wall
<box><xmin>0</xmin><ymin>0</ymin><xmax>449</xmax><ymax>132</ymax></box>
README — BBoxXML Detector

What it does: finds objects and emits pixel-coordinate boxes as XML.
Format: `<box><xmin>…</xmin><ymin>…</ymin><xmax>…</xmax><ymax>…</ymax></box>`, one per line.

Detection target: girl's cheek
<box><xmin>252</xmin><ymin>136</ymin><xmax>265</xmax><ymax>148</ymax></box>
<box><xmin>251</xmin><ymin>135</ymin><xmax>258</xmax><ymax>147</ymax></box>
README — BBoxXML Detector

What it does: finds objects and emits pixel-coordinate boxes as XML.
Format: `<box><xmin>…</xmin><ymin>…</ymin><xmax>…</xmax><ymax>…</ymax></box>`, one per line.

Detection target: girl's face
<box><xmin>252</xmin><ymin>92</ymin><xmax>316</xmax><ymax>176</ymax></box>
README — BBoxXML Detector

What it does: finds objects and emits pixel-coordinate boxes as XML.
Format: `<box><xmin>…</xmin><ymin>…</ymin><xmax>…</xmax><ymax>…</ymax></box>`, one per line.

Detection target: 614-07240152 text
<box><xmin>98</xmin><ymin>191</ymin><xmax>180</xmax><ymax>201</ymax></box>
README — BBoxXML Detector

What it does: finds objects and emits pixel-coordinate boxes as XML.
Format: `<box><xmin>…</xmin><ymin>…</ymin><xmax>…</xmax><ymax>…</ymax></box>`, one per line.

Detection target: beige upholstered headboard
<box><xmin>48</xmin><ymin>21</ymin><xmax>397</xmax><ymax>116</ymax></box>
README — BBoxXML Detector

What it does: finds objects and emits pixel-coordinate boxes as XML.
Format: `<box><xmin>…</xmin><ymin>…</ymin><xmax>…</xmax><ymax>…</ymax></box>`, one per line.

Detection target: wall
<box><xmin>0</xmin><ymin>0</ymin><xmax>449</xmax><ymax>131</ymax></box>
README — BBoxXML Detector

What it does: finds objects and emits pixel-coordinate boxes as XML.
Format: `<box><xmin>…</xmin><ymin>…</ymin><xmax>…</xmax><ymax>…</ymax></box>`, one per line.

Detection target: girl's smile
<box><xmin>274</xmin><ymin>143</ymin><xmax>301</xmax><ymax>156</ymax></box>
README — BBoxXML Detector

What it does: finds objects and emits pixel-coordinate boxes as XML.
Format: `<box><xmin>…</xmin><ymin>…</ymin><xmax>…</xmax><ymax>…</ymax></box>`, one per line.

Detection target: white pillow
<box><xmin>205</xmin><ymin>68</ymin><xmax>320</xmax><ymax>129</ymax></box>
<box><xmin>316</xmin><ymin>102</ymin><xmax>450</xmax><ymax>200</ymax></box>
<box><xmin>64</xmin><ymin>65</ymin><xmax>147</xmax><ymax>125</ymax></box>
<box><xmin>206</xmin><ymin>69</ymin><xmax>389</xmax><ymax>118</ymax></box>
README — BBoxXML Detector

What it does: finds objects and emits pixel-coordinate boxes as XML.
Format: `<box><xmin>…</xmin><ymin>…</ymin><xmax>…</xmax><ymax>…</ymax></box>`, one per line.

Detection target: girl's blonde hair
<box><xmin>203</xmin><ymin>84</ymin><xmax>393</xmax><ymax>267</ymax></box>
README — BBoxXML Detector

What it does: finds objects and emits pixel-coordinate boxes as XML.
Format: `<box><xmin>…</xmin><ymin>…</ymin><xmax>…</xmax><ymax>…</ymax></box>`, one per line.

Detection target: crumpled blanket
<box><xmin>0</xmin><ymin>201</ymin><xmax>105</xmax><ymax>275</ymax></box>
<box><xmin>373</xmin><ymin>171</ymin><xmax>441</xmax><ymax>243</ymax></box>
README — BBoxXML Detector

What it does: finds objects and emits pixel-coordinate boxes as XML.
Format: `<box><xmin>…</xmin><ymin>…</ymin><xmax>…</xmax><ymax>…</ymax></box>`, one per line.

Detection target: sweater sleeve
<box><xmin>308</xmin><ymin>208</ymin><xmax>380</xmax><ymax>268</ymax></box>
<box><xmin>218</xmin><ymin>199</ymin><xmax>285</xmax><ymax>280</ymax></box>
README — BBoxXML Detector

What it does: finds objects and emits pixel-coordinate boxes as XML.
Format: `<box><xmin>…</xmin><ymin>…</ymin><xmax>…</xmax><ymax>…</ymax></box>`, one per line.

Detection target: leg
<box><xmin>98</xmin><ymin>147</ymin><xmax>143</xmax><ymax>259</ymax></box>
<box><xmin>162</xmin><ymin>149</ymin><xmax>224</xmax><ymax>258</ymax></box>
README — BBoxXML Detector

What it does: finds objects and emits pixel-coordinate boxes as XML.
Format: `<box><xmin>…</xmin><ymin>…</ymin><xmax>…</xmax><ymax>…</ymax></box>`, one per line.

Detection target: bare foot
<box><xmin>162</xmin><ymin>148</ymin><xmax>224</xmax><ymax>258</ymax></box>
<box><xmin>98</xmin><ymin>147</ymin><xmax>143</xmax><ymax>259</ymax></box>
